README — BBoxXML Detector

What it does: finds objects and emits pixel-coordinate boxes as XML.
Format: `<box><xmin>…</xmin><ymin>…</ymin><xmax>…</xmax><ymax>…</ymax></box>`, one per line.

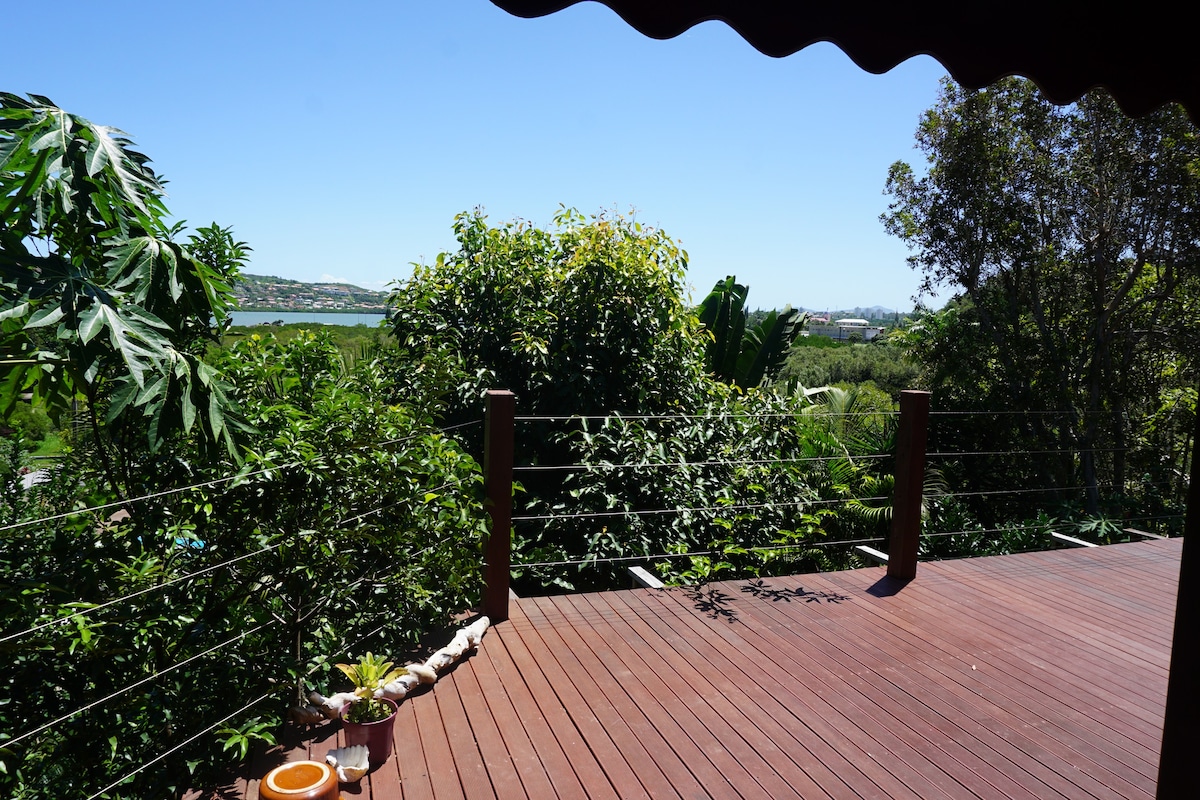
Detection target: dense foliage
<box><xmin>1</xmin><ymin>332</ymin><xmax>487</xmax><ymax>798</ymax></box>
<box><xmin>697</xmin><ymin>275</ymin><xmax>806</xmax><ymax>388</ymax></box>
<box><xmin>388</xmin><ymin>207</ymin><xmax>709</xmax><ymax>421</ymax></box>
<box><xmin>778</xmin><ymin>339</ymin><xmax>920</xmax><ymax>398</ymax></box>
<box><xmin>6</xmin><ymin>80</ymin><xmax>1196</xmax><ymax>798</ymax></box>
<box><xmin>383</xmin><ymin>209</ymin><xmax>905</xmax><ymax>592</ymax></box>
<box><xmin>219</xmin><ymin>321</ymin><xmax>390</xmax><ymax>370</ymax></box>
<box><xmin>516</xmin><ymin>384</ymin><xmax>901</xmax><ymax>592</ymax></box>
<box><xmin>0</xmin><ymin>94</ymin><xmax>244</xmax><ymax>471</ymax></box>
<box><xmin>884</xmin><ymin>78</ymin><xmax>1200</xmax><ymax>524</ymax></box>
<box><xmin>0</xmin><ymin>97</ymin><xmax>487</xmax><ymax>797</ymax></box>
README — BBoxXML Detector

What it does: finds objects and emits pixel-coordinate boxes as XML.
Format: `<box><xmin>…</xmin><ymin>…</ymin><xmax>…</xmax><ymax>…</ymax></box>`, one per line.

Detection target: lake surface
<box><xmin>230</xmin><ymin>311</ymin><xmax>387</xmax><ymax>327</ymax></box>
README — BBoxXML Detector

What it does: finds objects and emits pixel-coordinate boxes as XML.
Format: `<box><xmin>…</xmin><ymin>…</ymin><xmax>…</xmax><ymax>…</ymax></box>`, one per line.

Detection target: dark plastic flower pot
<box><xmin>340</xmin><ymin>697</ymin><xmax>398</xmax><ymax>767</ymax></box>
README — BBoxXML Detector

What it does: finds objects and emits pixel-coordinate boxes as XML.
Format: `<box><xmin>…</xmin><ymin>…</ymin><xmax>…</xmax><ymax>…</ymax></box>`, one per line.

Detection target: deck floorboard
<box><xmin>219</xmin><ymin>538</ymin><xmax>1177</xmax><ymax>800</ymax></box>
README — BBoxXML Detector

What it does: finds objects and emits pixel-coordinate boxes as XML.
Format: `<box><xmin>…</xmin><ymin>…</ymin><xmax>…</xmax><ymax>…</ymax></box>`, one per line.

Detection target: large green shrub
<box><xmin>387</xmin><ymin>208</ymin><xmax>710</xmax><ymax>422</ymax></box>
<box><xmin>4</xmin><ymin>402</ymin><xmax>54</xmax><ymax>447</ymax></box>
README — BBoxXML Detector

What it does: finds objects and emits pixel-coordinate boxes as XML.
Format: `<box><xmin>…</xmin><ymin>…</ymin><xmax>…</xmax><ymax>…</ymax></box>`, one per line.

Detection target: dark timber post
<box><xmin>483</xmin><ymin>390</ymin><xmax>515</xmax><ymax>622</ymax></box>
<box><xmin>1155</xmin><ymin>405</ymin><xmax>1200</xmax><ymax>799</ymax></box>
<box><xmin>887</xmin><ymin>390</ymin><xmax>930</xmax><ymax>581</ymax></box>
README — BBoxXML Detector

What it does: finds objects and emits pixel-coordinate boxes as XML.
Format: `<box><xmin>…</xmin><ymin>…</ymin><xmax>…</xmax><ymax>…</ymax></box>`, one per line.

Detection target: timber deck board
<box><xmin>206</xmin><ymin>538</ymin><xmax>1178</xmax><ymax>799</ymax></box>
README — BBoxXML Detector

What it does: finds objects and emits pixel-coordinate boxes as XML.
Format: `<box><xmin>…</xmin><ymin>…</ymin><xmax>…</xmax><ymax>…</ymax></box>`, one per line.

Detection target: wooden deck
<box><xmin>224</xmin><ymin>538</ymin><xmax>1179</xmax><ymax>799</ymax></box>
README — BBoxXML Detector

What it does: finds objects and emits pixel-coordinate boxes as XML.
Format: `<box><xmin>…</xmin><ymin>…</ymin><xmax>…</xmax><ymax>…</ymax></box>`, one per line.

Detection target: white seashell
<box><xmin>314</xmin><ymin>691</ymin><xmax>360</xmax><ymax>719</ymax></box>
<box><xmin>425</xmin><ymin>651</ymin><xmax>454</xmax><ymax>672</ymax></box>
<box><xmin>288</xmin><ymin>704</ymin><xmax>325</xmax><ymax>725</ymax></box>
<box><xmin>443</xmin><ymin>633</ymin><xmax>470</xmax><ymax>658</ymax></box>
<box><xmin>378</xmin><ymin>679</ymin><xmax>410</xmax><ymax>701</ymax></box>
<box><xmin>326</xmin><ymin>743</ymin><xmax>370</xmax><ymax>782</ymax></box>
<box><xmin>406</xmin><ymin>663</ymin><xmax>438</xmax><ymax>684</ymax></box>
<box><xmin>461</xmin><ymin>616</ymin><xmax>489</xmax><ymax>647</ymax></box>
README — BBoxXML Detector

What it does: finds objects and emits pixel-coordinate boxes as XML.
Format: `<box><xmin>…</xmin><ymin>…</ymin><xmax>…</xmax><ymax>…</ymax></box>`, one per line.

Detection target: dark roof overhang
<box><xmin>490</xmin><ymin>1</ymin><xmax>1200</xmax><ymax>120</ymax></box>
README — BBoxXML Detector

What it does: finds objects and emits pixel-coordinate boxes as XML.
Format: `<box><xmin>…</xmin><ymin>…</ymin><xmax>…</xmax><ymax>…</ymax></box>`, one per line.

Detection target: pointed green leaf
<box><xmin>104</xmin><ymin>238</ymin><xmax>150</xmax><ymax>281</ymax></box>
<box><xmin>208</xmin><ymin>392</ymin><xmax>226</xmax><ymax>441</ymax></box>
<box><xmin>0</xmin><ymin>362</ymin><xmax>32</xmax><ymax>417</ymax></box>
<box><xmin>25</xmin><ymin>304</ymin><xmax>65</xmax><ymax>329</ymax></box>
<box><xmin>181</xmin><ymin>382</ymin><xmax>197</xmax><ymax>433</ymax></box>
<box><xmin>0</xmin><ymin>302</ymin><xmax>29</xmax><ymax>323</ymax></box>
<box><xmin>84</xmin><ymin>136</ymin><xmax>110</xmax><ymax>176</ymax></box>
<box><xmin>0</xmin><ymin>138</ymin><xmax>22</xmax><ymax>172</ymax></box>
<box><xmin>76</xmin><ymin>121</ymin><xmax>159</xmax><ymax>214</ymax></box>
<box><xmin>134</xmin><ymin>374</ymin><xmax>168</xmax><ymax>407</ymax></box>
<box><xmin>105</xmin><ymin>379</ymin><xmax>138</xmax><ymax>423</ymax></box>
<box><xmin>77</xmin><ymin>303</ymin><xmax>106</xmax><ymax>344</ymax></box>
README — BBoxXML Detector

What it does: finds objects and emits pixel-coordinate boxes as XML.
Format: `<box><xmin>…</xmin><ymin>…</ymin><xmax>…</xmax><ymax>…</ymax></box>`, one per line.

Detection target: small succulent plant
<box><xmin>335</xmin><ymin>653</ymin><xmax>407</xmax><ymax>723</ymax></box>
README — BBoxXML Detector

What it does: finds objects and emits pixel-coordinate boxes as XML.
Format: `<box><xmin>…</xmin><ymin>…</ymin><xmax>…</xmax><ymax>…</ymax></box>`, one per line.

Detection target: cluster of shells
<box><xmin>286</xmin><ymin>616</ymin><xmax>491</xmax><ymax>780</ymax></box>
<box><xmin>292</xmin><ymin>615</ymin><xmax>491</xmax><ymax>721</ymax></box>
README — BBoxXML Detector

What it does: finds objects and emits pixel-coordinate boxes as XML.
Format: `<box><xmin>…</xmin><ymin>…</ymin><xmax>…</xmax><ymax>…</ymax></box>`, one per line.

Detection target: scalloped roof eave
<box><xmin>489</xmin><ymin>0</ymin><xmax>1200</xmax><ymax>121</ymax></box>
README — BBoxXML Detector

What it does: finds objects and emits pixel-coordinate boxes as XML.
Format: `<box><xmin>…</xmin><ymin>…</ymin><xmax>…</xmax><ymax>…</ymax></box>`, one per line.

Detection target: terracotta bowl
<box><xmin>259</xmin><ymin>760</ymin><xmax>340</xmax><ymax>800</ymax></box>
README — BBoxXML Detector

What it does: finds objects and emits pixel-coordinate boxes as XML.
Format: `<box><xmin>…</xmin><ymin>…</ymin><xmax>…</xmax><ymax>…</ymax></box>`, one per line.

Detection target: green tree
<box><xmin>0</xmin><ymin>93</ymin><xmax>244</xmax><ymax>490</ymax></box>
<box><xmin>386</xmin><ymin>208</ymin><xmax>710</xmax><ymax>422</ymax></box>
<box><xmin>210</xmin><ymin>330</ymin><xmax>487</xmax><ymax>682</ymax></box>
<box><xmin>187</xmin><ymin>222</ymin><xmax>252</xmax><ymax>289</ymax></box>
<box><xmin>883</xmin><ymin>78</ymin><xmax>1200</xmax><ymax>516</ymax></box>
<box><xmin>0</xmin><ymin>330</ymin><xmax>488</xmax><ymax>797</ymax></box>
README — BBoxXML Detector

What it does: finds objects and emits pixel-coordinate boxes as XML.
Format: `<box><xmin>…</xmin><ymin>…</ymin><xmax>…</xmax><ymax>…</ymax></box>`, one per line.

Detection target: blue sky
<box><xmin>5</xmin><ymin>1</ymin><xmax>949</xmax><ymax>312</ymax></box>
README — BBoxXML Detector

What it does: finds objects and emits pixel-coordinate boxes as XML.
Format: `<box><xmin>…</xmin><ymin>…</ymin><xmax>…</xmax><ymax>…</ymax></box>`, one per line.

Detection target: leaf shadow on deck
<box><xmin>741</xmin><ymin>579</ymin><xmax>852</xmax><ymax>605</ymax></box>
<box><xmin>183</xmin><ymin>780</ymin><xmax>243</xmax><ymax>800</ymax></box>
<box><xmin>676</xmin><ymin>585</ymin><xmax>740</xmax><ymax>621</ymax></box>
<box><xmin>676</xmin><ymin>579</ymin><xmax>853</xmax><ymax>622</ymax></box>
<box><xmin>184</xmin><ymin>716</ymin><xmax>341</xmax><ymax>800</ymax></box>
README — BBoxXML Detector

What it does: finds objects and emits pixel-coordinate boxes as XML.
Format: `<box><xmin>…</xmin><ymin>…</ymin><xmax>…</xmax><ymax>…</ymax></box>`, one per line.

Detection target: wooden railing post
<box><xmin>887</xmin><ymin>390</ymin><xmax>930</xmax><ymax>581</ymax></box>
<box><xmin>482</xmin><ymin>390</ymin><xmax>515</xmax><ymax>622</ymax></box>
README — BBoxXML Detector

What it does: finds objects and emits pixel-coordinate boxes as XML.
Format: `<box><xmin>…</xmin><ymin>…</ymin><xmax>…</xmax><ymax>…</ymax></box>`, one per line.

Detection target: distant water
<box><xmin>230</xmin><ymin>311</ymin><xmax>386</xmax><ymax>327</ymax></box>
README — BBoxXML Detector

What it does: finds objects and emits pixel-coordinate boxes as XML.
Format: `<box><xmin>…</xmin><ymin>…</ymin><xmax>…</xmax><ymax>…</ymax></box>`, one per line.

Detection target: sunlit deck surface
<box><xmin>217</xmin><ymin>538</ymin><xmax>1179</xmax><ymax>799</ymax></box>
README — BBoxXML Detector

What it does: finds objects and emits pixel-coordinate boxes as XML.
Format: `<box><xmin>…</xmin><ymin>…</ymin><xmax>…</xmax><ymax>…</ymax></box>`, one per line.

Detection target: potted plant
<box><xmin>335</xmin><ymin>653</ymin><xmax>407</xmax><ymax>767</ymax></box>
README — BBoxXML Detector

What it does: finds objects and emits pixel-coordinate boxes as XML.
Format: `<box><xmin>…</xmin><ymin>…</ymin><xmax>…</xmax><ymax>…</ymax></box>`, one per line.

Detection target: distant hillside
<box><xmin>233</xmin><ymin>274</ymin><xmax>388</xmax><ymax>313</ymax></box>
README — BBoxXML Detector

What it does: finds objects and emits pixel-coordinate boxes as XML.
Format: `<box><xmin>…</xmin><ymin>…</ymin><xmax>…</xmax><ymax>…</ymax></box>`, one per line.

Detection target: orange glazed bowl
<box><xmin>259</xmin><ymin>760</ymin><xmax>340</xmax><ymax>800</ymax></box>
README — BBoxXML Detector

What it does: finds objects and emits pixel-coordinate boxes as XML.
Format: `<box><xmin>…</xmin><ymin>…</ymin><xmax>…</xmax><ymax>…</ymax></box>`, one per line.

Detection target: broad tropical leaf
<box><xmin>698</xmin><ymin>276</ymin><xmax>806</xmax><ymax>388</ymax></box>
<box><xmin>0</xmin><ymin>93</ymin><xmax>245</xmax><ymax>465</ymax></box>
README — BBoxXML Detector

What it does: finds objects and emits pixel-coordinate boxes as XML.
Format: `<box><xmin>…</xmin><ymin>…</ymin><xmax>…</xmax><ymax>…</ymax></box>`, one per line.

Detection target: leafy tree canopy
<box><xmin>883</xmin><ymin>77</ymin><xmax>1200</xmax><ymax>514</ymax></box>
<box><xmin>387</xmin><ymin>207</ymin><xmax>710</xmax><ymax>419</ymax></box>
<box><xmin>0</xmin><ymin>93</ymin><xmax>244</xmax><ymax>467</ymax></box>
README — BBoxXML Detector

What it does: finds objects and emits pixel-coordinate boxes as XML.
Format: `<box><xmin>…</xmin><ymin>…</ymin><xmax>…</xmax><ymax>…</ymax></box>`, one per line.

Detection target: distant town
<box><xmin>233</xmin><ymin>274</ymin><xmax>389</xmax><ymax>313</ymax></box>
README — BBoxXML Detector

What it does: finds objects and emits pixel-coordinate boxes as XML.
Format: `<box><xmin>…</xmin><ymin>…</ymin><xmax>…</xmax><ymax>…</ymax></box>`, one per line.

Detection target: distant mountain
<box><xmin>233</xmin><ymin>274</ymin><xmax>388</xmax><ymax>313</ymax></box>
